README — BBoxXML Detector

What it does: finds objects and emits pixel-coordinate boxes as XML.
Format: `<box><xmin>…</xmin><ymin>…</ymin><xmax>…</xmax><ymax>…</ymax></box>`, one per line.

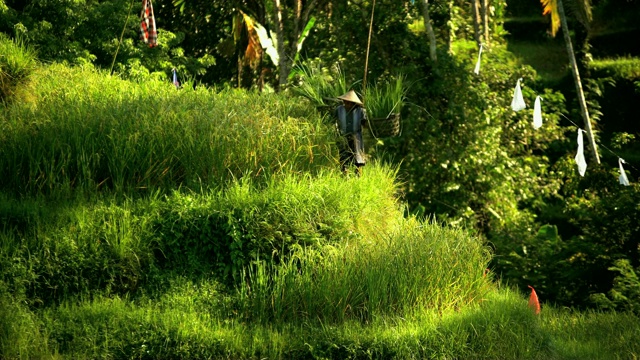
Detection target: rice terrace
<box><xmin>1</xmin><ymin>0</ymin><xmax>640</xmax><ymax>359</ymax></box>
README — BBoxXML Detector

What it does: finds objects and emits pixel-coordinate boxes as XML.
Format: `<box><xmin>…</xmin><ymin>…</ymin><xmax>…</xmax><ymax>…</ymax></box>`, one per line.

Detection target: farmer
<box><xmin>334</xmin><ymin>90</ymin><xmax>367</xmax><ymax>176</ymax></box>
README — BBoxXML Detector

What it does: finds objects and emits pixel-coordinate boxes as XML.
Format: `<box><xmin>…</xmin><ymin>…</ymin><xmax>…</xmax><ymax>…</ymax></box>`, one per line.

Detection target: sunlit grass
<box><xmin>0</xmin><ymin>64</ymin><xmax>336</xmax><ymax>197</ymax></box>
<box><xmin>1</xmin><ymin>58</ymin><xmax>639</xmax><ymax>359</ymax></box>
<box><xmin>507</xmin><ymin>39</ymin><xmax>569</xmax><ymax>83</ymax></box>
<box><xmin>240</xmin><ymin>217</ymin><xmax>492</xmax><ymax>325</ymax></box>
<box><xmin>590</xmin><ymin>57</ymin><xmax>640</xmax><ymax>79</ymax></box>
<box><xmin>0</xmin><ymin>34</ymin><xmax>37</xmax><ymax>104</ymax></box>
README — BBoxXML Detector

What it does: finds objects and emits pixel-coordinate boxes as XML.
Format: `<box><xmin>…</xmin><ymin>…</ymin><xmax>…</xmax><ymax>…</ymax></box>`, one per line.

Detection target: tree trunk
<box><xmin>481</xmin><ymin>0</ymin><xmax>489</xmax><ymax>45</ymax></box>
<box><xmin>273</xmin><ymin>0</ymin><xmax>288</xmax><ymax>90</ymax></box>
<box><xmin>271</xmin><ymin>0</ymin><xmax>324</xmax><ymax>90</ymax></box>
<box><xmin>419</xmin><ymin>0</ymin><xmax>437</xmax><ymax>62</ymax></box>
<box><xmin>471</xmin><ymin>0</ymin><xmax>481</xmax><ymax>45</ymax></box>
<box><xmin>558</xmin><ymin>0</ymin><xmax>600</xmax><ymax>164</ymax></box>
<box><xmin>446</xmin><ymin>0</ymin><xmax>453</xmax><ymax>53</ymax></box>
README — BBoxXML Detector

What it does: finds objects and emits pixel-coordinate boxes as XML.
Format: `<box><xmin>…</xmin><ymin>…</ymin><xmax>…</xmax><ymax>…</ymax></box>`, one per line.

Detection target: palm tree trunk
<box><xmin>419</xmin><ymin>0</ymin><xmax>437</xmax><ymax>62</ymax></box>
<box><xmin>558</xmin><ymin>0</ymin><xmax>600</xmax><ymax>164</ymax></box>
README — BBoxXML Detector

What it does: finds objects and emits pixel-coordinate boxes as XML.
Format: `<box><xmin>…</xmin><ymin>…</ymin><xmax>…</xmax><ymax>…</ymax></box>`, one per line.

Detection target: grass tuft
<box><xmin>0</xmin><ymin>34</ymin><xmax>37</xmax><ymax>104</ymax></box>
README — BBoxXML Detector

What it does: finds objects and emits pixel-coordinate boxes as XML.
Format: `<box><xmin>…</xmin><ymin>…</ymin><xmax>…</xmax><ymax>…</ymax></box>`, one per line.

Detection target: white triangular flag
<box><xmin>533</xmin><ymin>96</ymin><xmax>543</xmax><ymax>129</ymax></box>
<box><xmin>575</xmin><ymin>129</ymin><xmax>587</xmax><ymax>177</ymax></box>
<box><xmin>511</xmin><ymin>78</ymin><xmax>526</xmax><ymax>112</ymax></box>
<box><xmin>619</xmin><ymin>158</ymin><xmax>630</xmax><ymax>186</ymax></box>
<box><xmin>474</xmin><ymin>44</ymin><xmax>483</xmax><ymax>75</ymax></box>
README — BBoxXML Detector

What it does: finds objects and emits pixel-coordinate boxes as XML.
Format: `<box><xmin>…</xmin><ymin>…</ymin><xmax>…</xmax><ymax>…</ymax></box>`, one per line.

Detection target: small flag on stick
<box><xmin>533</xmin><ymin>96</ymin><xmax>543</xmax><ymax>129</ymax></box>
<box><xmin>575</xmin><ymin>129</ymin><xmax>587</xmax><ymax>177</ymax></box>
<box><xmin>172</xmin><ymin>68</ymin><xmax>180</xmax><ymax>88</ymax></box>
<box><xmin>511</xmin><ymin>78</ymin><xmax>526</xmax><ymax>112</ymax></box>
<box><xmin>528</xmin><ymin>285</ymin><xmax>541</xmax><ymax>315</ymax></box>
<box><xmin>474</xmin><ymin>44</ymin><xmax>483</xmax><ymax>75</ymax></box>
<box><xmin>619</xmin><ymin>158</ymin><xmax>630</xmax><ymax>186</ymax></box>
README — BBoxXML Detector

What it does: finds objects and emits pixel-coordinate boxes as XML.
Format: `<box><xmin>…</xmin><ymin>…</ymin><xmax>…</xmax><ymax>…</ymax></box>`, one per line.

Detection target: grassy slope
<box><xmin>1</xmin><ymin>53</ymin><xmax>639</xmax><ymax>358</ymax></box>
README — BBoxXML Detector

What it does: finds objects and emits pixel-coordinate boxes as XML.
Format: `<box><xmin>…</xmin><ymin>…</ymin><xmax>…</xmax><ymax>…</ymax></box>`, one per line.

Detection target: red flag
<box><xmin>140</xmin><ymin>0</ymin><xmax>158</xmax><ymax>48</ymax></box>
<box><xmin>528</xmin><ymin>285</ymin><xmax>541</xmax><ymax>315</ymax></box>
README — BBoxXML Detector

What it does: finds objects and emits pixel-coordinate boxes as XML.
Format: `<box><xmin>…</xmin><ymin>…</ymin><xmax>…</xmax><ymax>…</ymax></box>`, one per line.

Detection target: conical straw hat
<box><xmin>337</xmin><ymin>90</ymin><xmax>363</xmax><ymax>105</ymax></box>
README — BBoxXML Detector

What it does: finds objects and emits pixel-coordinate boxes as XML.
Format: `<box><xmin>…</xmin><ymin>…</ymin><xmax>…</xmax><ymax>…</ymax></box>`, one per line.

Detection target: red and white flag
<box><xmin>140</xmin><ymin>0</ymin><xmax>157</xmax><ymax>48</ymax></box>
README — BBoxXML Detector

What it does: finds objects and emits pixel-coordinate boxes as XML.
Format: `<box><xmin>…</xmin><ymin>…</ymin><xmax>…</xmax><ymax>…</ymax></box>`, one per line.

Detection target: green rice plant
<box><xmin>290</xmin><ymin>61</ymin><xmax>352</xmax><ymax>111</ymax></box>
<box><xmin>364</xmin><ymin>74</ymin><xmax>407</xmax><ymax>120</ymax></box>
<box><xmin>0</xmin><ymin>64</ymin><xmax>337</xmax><ymax>197</ymax></box>
<box><xmin>0</xmin><ymin>294</ymin><xmax>52</xmax><ymax>359</ymax></box>
<box><xmin>0</xmin><ymin>194</ymin><xmax>161</xmax><ymax>306</ymax></box>
<box><xmin>542</xmin><ymin>305</ymin><xmax>640</xmax><ymax>359</ymax></box>
<box><xmin>8</xmin><ymin>282</ymin><xmax>640</xmax><ymax>359</ymax></box>
<box><xmin>240</xmin><ymin>215</ymin><xmax>492</xmax><ymax>324</ymax></box>
<box><xmin>0</xmin><ymin>34</ymin><xmax>37</xmax><ymax>104</ymax></box>
<box><xmin>154</xmin><ymin>164</ymin><xmax>402</xmax><ymax>282</ymax></box>
<box><xmin>589</xmin><ymin>57</ymin><xmax>640</xmax><ymax>80</ymax></box>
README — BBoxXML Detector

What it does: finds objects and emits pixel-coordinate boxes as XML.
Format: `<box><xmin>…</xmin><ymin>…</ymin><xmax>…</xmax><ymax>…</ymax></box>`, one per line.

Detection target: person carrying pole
<box><xmin>334</xmin><ymin>90</ymin><xmax>368</xmax><ymax>176</ymax></box>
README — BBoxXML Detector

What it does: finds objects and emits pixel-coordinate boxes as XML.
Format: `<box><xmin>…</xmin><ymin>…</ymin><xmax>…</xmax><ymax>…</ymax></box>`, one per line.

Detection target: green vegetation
<box><xmin>1</xmin><ymin>63</ymin><xmax>334</xmax><ymax>197</ymax></box>
<box><xmin>291</xmin><ymin>61</ymin><xmax>351</xmax><ymax>111</ymax></box>
<box><xmin>506</xmin><ymin>39</ymin><xmax>569</xmax><ymax>84</ymax></box>
<box><xmin>590</xmin><ymin>57</ymin><xmax>640</xmax><ymax>80</ymax></box>
<box><xmin>0</xmin><ymin>34</ymin><xmax>36</xmax><ymax>103</ymax></box>
<box><xmin>2</xmin><ymin>1</ymin><xmax>640</xmax><ymax>358</ymax></box>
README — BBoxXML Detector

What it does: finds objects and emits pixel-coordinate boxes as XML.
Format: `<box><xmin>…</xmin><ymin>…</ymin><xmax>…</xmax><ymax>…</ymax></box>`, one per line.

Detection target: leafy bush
<box><xmin>591</xmin><ymin>259</ymin><xmax>640</xmax><ymax>314</ymax></box>
<box><xmin>494</xmin><ymin>163</ymin><xmax>640</xmax><ymax>309</ymax></box>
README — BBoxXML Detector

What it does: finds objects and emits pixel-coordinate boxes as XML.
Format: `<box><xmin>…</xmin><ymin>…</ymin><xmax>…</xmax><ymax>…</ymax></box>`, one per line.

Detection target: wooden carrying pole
<box><xmin>362</xmin><ymin>0</ymin><xmax>376</xmax><ymax>100</ymax></box>
<box><xmin>111</xmin><ymin>0</ymin><xmax>135</xmax><ymax>75</ymax></box>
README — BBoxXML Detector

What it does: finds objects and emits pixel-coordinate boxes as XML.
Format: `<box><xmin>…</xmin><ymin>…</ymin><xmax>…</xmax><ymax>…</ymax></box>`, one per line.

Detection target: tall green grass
<box><xmin>240</xmin><ymin>217</ymin><xmax>492</xmax><ymax>324</ymax></box>
<box><xmin>3</xmin><ymin>285</ymin><xmax>639</xmax><ymax>359</ymax></box>
<box><xmin>0</xmin><ymin>63</ymin><xmax>336</xmax><ymax>196</ymax></box>
<box><xmin>0</xmin><ymin>34</ymin><xmax>37</xmax><ymax>104</ymax></box>
<box><xmin>0</xmin><ymin>163</ymin><xmax>402</xmax><ymax>306</ymax></box>
<box><xmin>2</xmin><ymin>60</ymin><xmax>639</xmax><ymax>359</ymax></box>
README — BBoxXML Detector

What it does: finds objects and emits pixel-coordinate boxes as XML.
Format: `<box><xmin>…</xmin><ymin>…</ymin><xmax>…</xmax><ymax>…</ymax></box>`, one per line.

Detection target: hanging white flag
<box><xmin>619</xmin><ymin>158</ymin><xmax>630</xmax><ymax>186</ymax></box>
<box><xmin>511</xmin><ymin>78</ymin><xmax>526</xmax><ymax>112</ymax></box>
<box><xmin>533</xmin><ymin>96</ymin><xmax>543</xmax><ymax>129</ymax></box>
<box><xmin>575</xmin><ymin>129</ymin><xmax>587</xmax><ymax>177</ymax></box>
<box><xmin>474</xmin><ymin>44</ymin><xmax>483</xmax><ymax>75</ymax></box>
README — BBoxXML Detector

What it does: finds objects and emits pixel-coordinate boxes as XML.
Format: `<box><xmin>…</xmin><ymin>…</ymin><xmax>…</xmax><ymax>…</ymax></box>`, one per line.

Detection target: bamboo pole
<box><xmin>558</xmin><ymin>0</ymin><xmax>600</xmax><ymax>163</ymax></box>
<box><xmin>362</xmin><ymin>0</ymin><xmax>376</xmax><ymax>99</ymax></box>
<box><xmin>110</xmin><ymin>0</ymin><xmax>135</xmax><ymax>76</ymax></box>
